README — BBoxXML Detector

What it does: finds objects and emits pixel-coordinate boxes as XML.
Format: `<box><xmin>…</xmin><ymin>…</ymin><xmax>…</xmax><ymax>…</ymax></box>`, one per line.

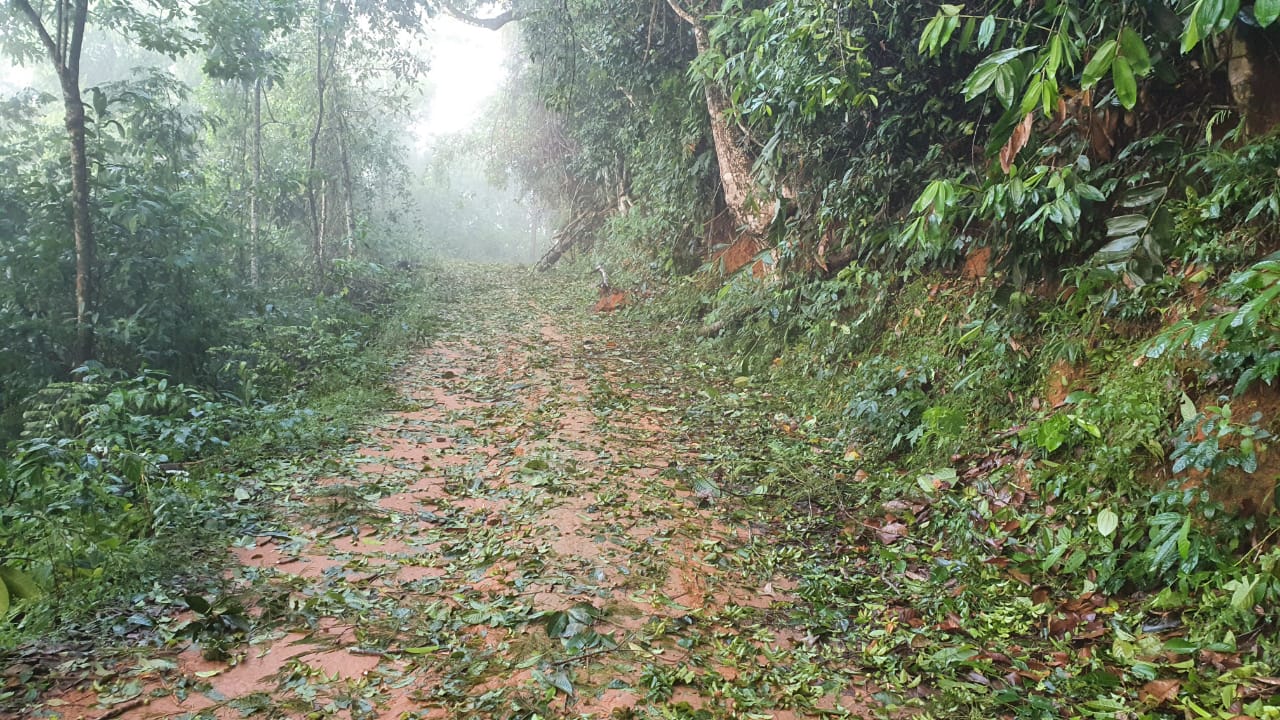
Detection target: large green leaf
<box><xmin>1096</xmin><ymin>508</ymin><xmax>1119</xmax><ymax>538</ymax></box>
<box><xmin>1257</xmin><ymin>0</ymin><xmax>1280</xmax><ymax>25</ymax></box>
<box><xmin>977</xmin><ymin>15</ymin><xmax>996</xmax><ymax>49</ymax></box>
<box><xmin>993</xmin><ymin>64</ymin><xmax>1020</xmax><ymax>108</ymax></box>
<box><xmin>1081</xmin><ymin>40</ymin><xmax>1117</xmax><ymax>89</ymax></box>
<box><xmin>1095</xmin><ymin>235</ymin><xmax>1141</xmax><ymax>263</ymax></box>
<box><xmin>1197</xmin><ymin>0</ymin><xmax>1227</xmax><ymax>29</ymax></box>
<box><xmin>964</xmin><ymin>62</ymin><xmax>1001</xmax><ymax>100</ymax></box>
<box><xmin>1182</xmin><ymin>11</ymin><xmax>1203</xmax><ymax>53</ymax></box>
<box><xmin>1119</xmin><ymin>184</ymin><xmax>1167</xmax><ymax>208</ymax></box>
<box><xmin>1119</xmin><ymin>28</ymin><xmax>1152</xmax><ymax>75</ymax></box>
<box><xmin>1113</xmin><ymin>56</ymin><xmax>1138</xmax><ymax>109</ymax></box>
<box><xmin>0</xmin><ymin>566</ymin><xmax>40</xmax><ymax>600</ymax></box>
<box><xmin>544</xmin><ymin>610</ymin><xmax>570</xmax><ymax>637</ymax></box>
<box><xmin>1106</xmin><ymin>214</ymin><xmax>1149</xmax><ymax>236</ymax></box>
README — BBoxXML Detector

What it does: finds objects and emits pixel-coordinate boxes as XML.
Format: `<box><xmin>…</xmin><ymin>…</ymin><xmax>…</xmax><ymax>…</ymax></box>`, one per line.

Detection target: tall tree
<box><xmin>198</xmin><ymin>0</ymin><xmax>297</xmax><ymax>288</ymax></box>
<box><xmin>306</xmin><ymin>0</ymin><xmax>338</xmax><ymax>283</ymax></box>
<box><xmin>663</xmin><ymin>0</ymin><xmax>768</xmax><ymax>238</ymax></box>
<box><xmin>457</xmin><ymin>0</ymin><xmax>770</xmax><ymax>264</ymax></box>
<box><xmin>9</xmin><ymin>0</ymin><xmax>95</xmax><ymax>363</ymax></box>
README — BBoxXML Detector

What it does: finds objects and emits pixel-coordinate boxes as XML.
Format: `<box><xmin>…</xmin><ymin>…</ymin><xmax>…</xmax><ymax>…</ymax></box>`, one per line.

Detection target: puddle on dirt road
<box><xmin>34</xmin><ymin>285</ymin><xmax>874</xmax><ymax>719</ymax></box>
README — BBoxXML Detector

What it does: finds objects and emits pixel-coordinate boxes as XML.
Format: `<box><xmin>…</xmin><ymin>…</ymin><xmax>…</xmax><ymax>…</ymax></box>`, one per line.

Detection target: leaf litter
<box><xmin>30</xmin><ymin>273</ymin><xmax>869</xmax><ymax>719</ymax></box>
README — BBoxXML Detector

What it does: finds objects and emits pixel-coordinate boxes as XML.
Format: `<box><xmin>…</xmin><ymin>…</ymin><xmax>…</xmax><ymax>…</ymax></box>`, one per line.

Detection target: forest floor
<box><xmin>34</xmin><ymin>273</ymin><xmax>877</xmax><ymax>719</ymax></box>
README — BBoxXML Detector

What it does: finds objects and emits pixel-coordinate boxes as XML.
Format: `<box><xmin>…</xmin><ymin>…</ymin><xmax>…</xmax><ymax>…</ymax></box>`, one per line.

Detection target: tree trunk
<box><xmin>250</xmin><ymin>78</ymin><xmax>262</xmax><ymax>288</ymax></box>
<box><xmin>60</xmin><ymin>70</ymin><xmax>95</xmax><ymax>364</ymax></box>
<box><xmin>529</xmin><ymin>206</ymin><xmax>538</xmax><ymax>264</ymax></box>
<box><xmin>307</xmin><ymin>0</ymin><xmax>332</xmax><ymax>286</ymax></box>
<box><xmin>316</xmin><ymin>176</ymin><xmax>328</xmax><ymax>277</ymax></box>
<box><xmin>336</xmin><ymin>105</ymin><xmax>356</xmax><ymax>259</ymax></box>
<box><xmin>664</xmin><ymin>0</ymin><xmax>770</xmax><ymax>238</ymax></box>
<box><xmin>14</xmin><ymin>0</ymin><xmax>96</xmax><ymax>364</ymax></box>
<box><xmin>536</xmin><ymin>209</ymin><xmax>607</xmax><ymax>270</ymax></box>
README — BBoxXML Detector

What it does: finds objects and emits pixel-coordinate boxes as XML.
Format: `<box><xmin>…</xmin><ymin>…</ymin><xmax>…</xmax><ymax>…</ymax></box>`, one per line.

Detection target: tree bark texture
<box><xmin>61</xmin><ymin>70</ymin><xmax>95</xmax><ymax>364</ymax></box>
<box><xmin>307</xmin><ymin>0</ymin><xmax>335</xmax><ymax>285</ymax></box>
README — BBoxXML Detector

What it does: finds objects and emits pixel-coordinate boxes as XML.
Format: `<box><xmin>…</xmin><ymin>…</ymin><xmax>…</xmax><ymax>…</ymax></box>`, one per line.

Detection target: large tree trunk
<box><xmin>664</xmin><ymin>0</ymin><xmax>770</xmax><ymax>239</ymax></box>
<box><xmin>14</xmin><ymin>0</ymin><xmax>96</xmax><ymax>364</ymax></box>
<box><xmin>1226</xmin><ymin>28</ymin><xmax>1280</xmax><ymax>138</ymax></box>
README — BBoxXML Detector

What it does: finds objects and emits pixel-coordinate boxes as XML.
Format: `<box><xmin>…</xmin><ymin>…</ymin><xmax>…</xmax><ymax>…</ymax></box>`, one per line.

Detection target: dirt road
<box><xmin>41</xmin><ymin>277</ymin><xmax>870</xmax><ymax>719</ymax></box>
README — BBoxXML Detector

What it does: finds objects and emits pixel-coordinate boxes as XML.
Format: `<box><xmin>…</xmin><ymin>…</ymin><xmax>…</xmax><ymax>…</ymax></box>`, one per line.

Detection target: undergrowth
<box><xmin>0</xmin><ymin>261</ymin><xmax>459</xmax><ymax>657</ymax></box>
<box><xmin>651</xmin><ymin>256</ymin><xmax>1280</xmax><ymax>717</ymax></box>
<box><xmin>608</xmin><ymin>130</ymin><xmax>1280</xmax><ymax>717</ymax></box>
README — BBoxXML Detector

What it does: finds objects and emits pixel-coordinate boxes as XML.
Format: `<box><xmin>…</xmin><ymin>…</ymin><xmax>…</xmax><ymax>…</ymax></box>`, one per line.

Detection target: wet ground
<box><xmin>35</xmin><ymin>279</ymin><xmax>874</xmax><ymax>719</ymax></box>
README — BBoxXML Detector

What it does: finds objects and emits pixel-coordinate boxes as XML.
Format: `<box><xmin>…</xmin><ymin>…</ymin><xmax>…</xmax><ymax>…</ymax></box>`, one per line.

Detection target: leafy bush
<box><xmin>1149</xmin><ymin>253</ymin><xmax>1280</xmax><ymax>396</ymax></box>
<box><xmin>843</xmin><ymin>356</ymin><xmax>939</xmax><ymax>455</ymax></box>
<box><xmin>1172</xmin><ymin>400</ymin><xmax>1273</xmax><ymax>477</ymax></box>
<box><xmin>0</xmin><ymin>371</ymin><xmax>239</xmax><ymax>637</ymax></box>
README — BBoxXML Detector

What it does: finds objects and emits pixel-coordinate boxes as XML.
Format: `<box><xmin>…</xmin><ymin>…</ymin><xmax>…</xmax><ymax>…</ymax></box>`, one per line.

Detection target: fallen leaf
<box><xmin>1139</xmin><ymin>679</ymin><xmax>1180</xmax><ymax>705</ymax></box>
<box><xmin>877</xmin><ymin>522</ymin><xmax>908</xmax><ymax>545</ymax></box>
<box><xmin>1048</xmin><ymin>612</ymin><xmax>1080</xmax><ymax>637</ymax></box>
<box><xmin>937</xmin><ymin>613</ymin><xmax>964</xmax><ymax>632</ymax></box>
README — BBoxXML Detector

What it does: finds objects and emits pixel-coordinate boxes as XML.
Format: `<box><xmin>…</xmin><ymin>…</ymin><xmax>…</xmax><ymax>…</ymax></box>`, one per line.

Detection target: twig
<box><xmin>94</xmin><ymin>700</ymin><xmax>144</xmax><ymax>720</ymax></box>
<box><xmin>350</xmin><ymin>647</ymin><xmax>399</xmax><ymax>659</ymax></box>
<box><xmin>548</xmin><ymin>630</ymin><xmax>638</xmax><ymax>668</ymax></box>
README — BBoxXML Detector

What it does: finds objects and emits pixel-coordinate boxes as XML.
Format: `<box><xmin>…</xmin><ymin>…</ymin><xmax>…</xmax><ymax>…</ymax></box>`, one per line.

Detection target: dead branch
<box><xmin>441</xmin><ymin>0</ymin><xmax>527</xmax><ymax>30</ymax></box>
<box><xmin>535</xmin><ymin>209</ymin><xmax>609</xmax><ymax>271</ymax></box>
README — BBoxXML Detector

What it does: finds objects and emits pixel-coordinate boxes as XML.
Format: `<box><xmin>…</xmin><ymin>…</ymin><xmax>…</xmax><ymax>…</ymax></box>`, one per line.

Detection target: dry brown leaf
<box><xmin>1048</xmin><ymin>612</ymin><xmax>1080</xmax><ymax>637</ymax></box>
<box><xmin>877</xmin><ymin>521</ymin><xmax>907</xmax><ymax>545</ymax></box>
<box><xmin>1000</xmin><ymin>113</ymin><xmax>1035</xmax><ymax>174</ymax></box>
<box><xmin>937</xmin><ymin>612</ymin><xmax>964</xmax><ymax>632</ymax></box>
<box><xmin>1139</xmin><ymin>679</ymin><xmax>1181</xmax><ymax>705</ymax></box>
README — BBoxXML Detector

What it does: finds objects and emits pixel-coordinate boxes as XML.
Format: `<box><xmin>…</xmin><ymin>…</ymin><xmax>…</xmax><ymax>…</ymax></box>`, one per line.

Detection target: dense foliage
<box><xmin>2</xmin><ymin>0</ymin><xmax>1279</xmax><ymax>713</ymax></box>
<box><xmin>499</xmin><ymin>0</ymin><xmax>1280</xmax><ymax>716</ymax></box>
<box><xmin>0</xmin><ymin>0</ymin><xmax>489</xmax><ymax>649</ymax></box>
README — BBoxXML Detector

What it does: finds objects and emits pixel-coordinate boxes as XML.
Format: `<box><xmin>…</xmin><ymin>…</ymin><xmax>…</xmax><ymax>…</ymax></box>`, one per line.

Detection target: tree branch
<box><xmin>10</xmin><ymin>0</ymin><xmax>62</xmax><ymax>69</ymax></box>
<box><xmin>442</xmin><ymin>0</ymin><xmax>526</xmax><ymax>30</ymax></box>
<box><xmin>67</xmin><ymin>0</ymin><xmax>88</xmax><ymax>76</ymax></box>
<box><xmin>663</xmin><ymin>0</ymin><xmax>697</xmax><ymax>27</ymax></box>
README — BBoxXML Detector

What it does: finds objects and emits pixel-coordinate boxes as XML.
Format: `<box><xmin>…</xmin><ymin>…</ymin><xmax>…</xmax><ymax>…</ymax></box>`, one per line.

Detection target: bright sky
<box><xmin>416</xmin><ymin>17</ymin><xmax>508</xmax><ymax>140</ymax></box>
<box><xmin>0</xmin><ymin>65</ymin><xmax>34</xmax><ymax>95</ymax></box>
<box><xmin>1</xmin><ymin>15</ymin><xmax>508</xmax><ymax>140</ymax></box>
